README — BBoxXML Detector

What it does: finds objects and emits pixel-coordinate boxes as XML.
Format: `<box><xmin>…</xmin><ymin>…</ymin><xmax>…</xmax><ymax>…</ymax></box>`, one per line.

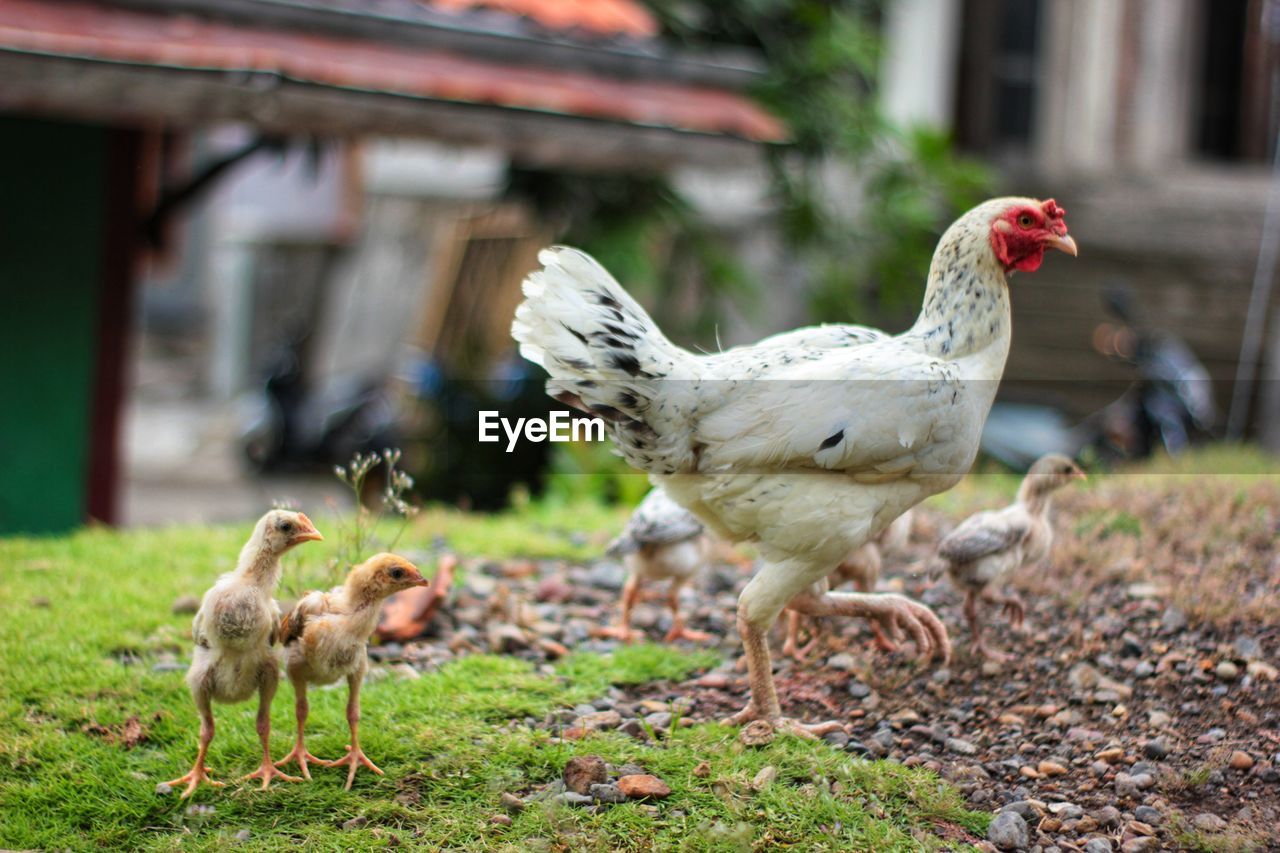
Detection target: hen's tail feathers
<box><xmin>512</xmin><ymin>247</ymin><xmax>698</xmax><ymax>474</ymax></box>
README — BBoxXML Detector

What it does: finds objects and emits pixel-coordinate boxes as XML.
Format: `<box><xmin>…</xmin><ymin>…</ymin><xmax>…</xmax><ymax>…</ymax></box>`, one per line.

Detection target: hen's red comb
<box><xmin>1042</xmin><ymin>199</ymin><xmax>1066</xmax><ymax>219</ymax></box>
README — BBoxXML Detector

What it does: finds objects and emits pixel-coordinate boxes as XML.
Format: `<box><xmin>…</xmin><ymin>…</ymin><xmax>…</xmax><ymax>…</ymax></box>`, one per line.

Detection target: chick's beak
<box><xmin>292</xmin><ymin>512</ymin><xmax>324</xmax><ymax>543</ymax></box>
<box><xmin>1044</xmin><ymin>233</ymin><xmax>1078</xmax><ymax>257</ymax></box>
<box><xmin>1072</xmin><ymin>468</ymin><xmax>1088</xmax><ymax>481</ymax></box>
<box><xmin>409</xmin><ymin>571</ymin><xmax>429</xmax><ymax>588</ymax></box>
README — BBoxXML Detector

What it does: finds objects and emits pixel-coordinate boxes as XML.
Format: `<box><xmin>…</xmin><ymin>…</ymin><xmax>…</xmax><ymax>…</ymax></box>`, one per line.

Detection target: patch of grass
<box><xmin>1169</xmin><ymin>813</ymin><xmax>1271</xmax><ymax>853</ymax></box>
<box><xmin>0</xmin><ymin>521</ymin><xmax>984</xmax><ymax>850</ymax></box>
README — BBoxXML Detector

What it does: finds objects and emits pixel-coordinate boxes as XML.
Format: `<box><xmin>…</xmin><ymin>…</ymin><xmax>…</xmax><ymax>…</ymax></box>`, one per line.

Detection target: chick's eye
<box><xmin>390</xmin><ymin>567</ymin><xmax>404</xmax><ymax>580</ymax></box>
<box><xmin>278</xmin><ymin>521</ymin><xmax>294</xmax><ymax>533</ymax></box>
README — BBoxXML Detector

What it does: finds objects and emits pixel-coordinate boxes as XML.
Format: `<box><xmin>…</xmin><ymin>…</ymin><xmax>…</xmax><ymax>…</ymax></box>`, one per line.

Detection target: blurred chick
<box><xmin>275</xmin><ymin>553</ymin><xmax>428</xmax><ymax>789</ymax></box>
<box><xmin>599</xmin><ymin>487</ymin><xmax>713</xmax><ymax>643</ymax></box>
<box><xmin>782</xmin><ymin>510</ymin><xmax>915</xmax><ymax>660</ymax></box>
<box><xmin>937</xmin><ymin>453</ymin><xmax>1085</xmax><ymax>660</ymax></box>
<box><xmin>164</xmin><ymin>510</ymin><xmax>323</xmax><ymax>797</ymax></box>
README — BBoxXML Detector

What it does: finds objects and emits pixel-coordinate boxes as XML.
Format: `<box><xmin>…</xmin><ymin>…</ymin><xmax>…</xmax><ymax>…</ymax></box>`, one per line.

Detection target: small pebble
<box><xmin>987</xmin><ymin>810</ymin><xmax>1029</xmax><ymax>850</ymax></box>
<box><xmin>1229</xmin><ymin>751</ymin><xmax>1254</xmax><ymax>771</ymax></box>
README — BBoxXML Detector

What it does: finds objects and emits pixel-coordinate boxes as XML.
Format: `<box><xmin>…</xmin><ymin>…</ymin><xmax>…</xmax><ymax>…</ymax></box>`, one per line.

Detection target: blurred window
<box><xmin>1196</xmin><ymin>0</ymin><xmax>1278</xmax><ymax>162</ymax></box>
<box><xmin>954</xmin><ymin>0</ymin><xmax>1043</xmax><ymax>155</ymax></box>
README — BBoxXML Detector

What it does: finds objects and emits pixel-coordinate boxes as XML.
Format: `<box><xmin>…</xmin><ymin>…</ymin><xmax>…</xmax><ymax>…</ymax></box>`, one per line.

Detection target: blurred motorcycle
<box><xmin>981</xmin><ymin>284</ymin><xmax>1215</xmax><ymax>469</ymax></box>
<box><xmin>239</xmin><ymin>342</ymin><xmax>400</xmax><ymax>475</ymax></box>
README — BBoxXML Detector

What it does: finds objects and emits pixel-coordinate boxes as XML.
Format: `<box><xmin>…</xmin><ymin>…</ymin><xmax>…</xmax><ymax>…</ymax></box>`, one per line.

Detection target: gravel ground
<box><xmin>360</xmin><ymin>492</ymin><xmax>1279</xmax><ymax>852</ymax></box>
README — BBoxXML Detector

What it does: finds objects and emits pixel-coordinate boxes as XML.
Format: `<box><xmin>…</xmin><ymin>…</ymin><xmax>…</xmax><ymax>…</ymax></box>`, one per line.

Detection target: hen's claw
<box><xmin>867</xmin><ymin>594</ymin><xmax>951</xmax><ymax>664</ymax></box>
<box><xmin>241</xmin><ymin>760</ymin><xmax>302</xmax><ymax>790</ymax></box>
<box><xmin>325</xmin><ymin>744</ymin><xmax>384</xmax><ymax>791</ymax></box>
<box><xmin>163</xmin><ymin>765</ymin><xmax>224</xmax><ymax>799</ymax></box>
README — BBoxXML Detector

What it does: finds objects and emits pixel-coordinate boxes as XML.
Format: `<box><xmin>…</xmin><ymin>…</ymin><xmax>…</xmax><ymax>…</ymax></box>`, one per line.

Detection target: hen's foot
<box><xmin>663</xmin><ymin>625</ymin><xmax>713</xmax><ymax>643</ymax></box>
<box><xmin>241</xmin><ymin>759</ymin><xmax>302</xmax><ymax>790</ymax></box>
<box><xmin>163</xmin><ymin>764</ymin><xmax>224</xmax><ymax>799</ymax></box>
<box><xmin>273</xmin><ymin>744</ymin><xmax>327</xmax><ymax>781</ymax></box>
<box><xmin>594</xmin><ymin>625</ymin><xmax>643</xmax><ymax>643</ymax></box>
<box><xmin>719</xmin><ymin>705</ymin><xmax>846</xmax><ymax>739</ymax></box>
<box><xmin>325</xmin><ymin>744</ymin><xmax>384</xmax><ymax>791</ymax></box>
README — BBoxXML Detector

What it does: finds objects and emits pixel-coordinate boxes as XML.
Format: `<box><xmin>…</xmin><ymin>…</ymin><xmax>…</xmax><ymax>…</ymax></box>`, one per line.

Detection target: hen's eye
<box><xmin>1018</xmin><ymin>214</ymin><xmax>1035</xmax><ymax>228</ymax></box>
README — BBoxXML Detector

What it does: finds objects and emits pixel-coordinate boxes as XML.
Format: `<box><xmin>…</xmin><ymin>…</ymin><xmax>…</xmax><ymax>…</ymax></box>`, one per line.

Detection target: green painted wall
<box><xmin>0</xmin><ymin>117</ymin><xmax>108</xmax><ymax>534</ymax></box>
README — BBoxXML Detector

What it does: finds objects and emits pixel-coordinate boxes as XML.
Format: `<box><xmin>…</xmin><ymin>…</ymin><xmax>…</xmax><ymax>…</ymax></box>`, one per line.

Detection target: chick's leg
<box><xmin>663</xmin><ymin>579</ymin><xmax>711</xmax><ymax>643</ymax></box>
<box><xmin>596</xmin><ymin>574</ymin><xmax>643</xmax><ymax>642</ymax></box>
<box><xmin>164</xmin><ymin>689</ymin><xmax>224</xmax><ymax>798</ymax></box>
<box><xmin>780</xmin><ymin>610</ymin><xmax>817</xmax><ymax>661</ymax></box>
<box><xmin>273</xmin><ymin>679</ymin><xmax>324</xmax><ymax>780</ymax></box>
<box><xmin>852</xmin><ymin>576</ymin><xmax>897</xmax><ymax>654</ymax></box>
<box><xmin>242</xmin><ymin>666</ymin><xmax>302</xmax><ymax>789</ymax></box>
<box><xmin>326</xmin><ymin>671</ymin><xmax>384</xmax><ymax>790</ymax></box>
<box><xmin>965</xmin><ymin>588</ymin><xmax>1012</xmax><ymax>662</ymax></box>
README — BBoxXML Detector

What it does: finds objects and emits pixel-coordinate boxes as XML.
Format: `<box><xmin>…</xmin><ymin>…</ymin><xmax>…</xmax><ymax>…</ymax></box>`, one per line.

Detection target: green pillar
<box><xmin>0</xmin><ymin>117</ymin><xmax>109</xmax><ymax>534</ymax></box>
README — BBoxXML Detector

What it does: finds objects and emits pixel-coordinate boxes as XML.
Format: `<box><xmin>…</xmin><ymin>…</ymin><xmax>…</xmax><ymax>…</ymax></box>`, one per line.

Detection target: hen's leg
<box><xmin>596</xmin><ymin>574</ymin><xmax>643</xmax><ymax>642</ymax></box>
<box><xmin>273</xmin><ymin>679</ymin><xmax>325</xmax><ymax>780</ymax></box>
<box><xmin>164</xmin><ymin>689</ymin><xmax>224</xmax><ymax>798</ymax></box>
<box><xmin>663</xmin><ymin>579</ymin><xmax>711</xmax><ymax>643</ymax></box>
<box><xmin>325</xmin><ymin>671</ymin><xmax>384</xmax><ymax>790</ymax></box>
<box><xmin>722</xmin><ymin>563</ymin><xmax>847</xmax><ymax>738</ymax></box>
<box><xmin>242</xmin><ymin>667</ymin><xmax>302</xmax><ymax>789</ymax></box>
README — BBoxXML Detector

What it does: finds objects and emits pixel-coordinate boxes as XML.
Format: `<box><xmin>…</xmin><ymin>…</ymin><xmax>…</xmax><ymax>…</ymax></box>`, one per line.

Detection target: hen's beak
<box><xmin>292</xmin><ymin>512</ymin><xmax>324</xmax><ymax>543</ymax></box>
<box><xmin>1045</xmin><ymin>233</ymin><xmax>1078</xmax><ymax>257</ymax></box>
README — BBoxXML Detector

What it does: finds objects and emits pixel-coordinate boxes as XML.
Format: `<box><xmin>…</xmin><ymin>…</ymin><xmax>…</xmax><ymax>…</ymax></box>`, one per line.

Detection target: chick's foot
<box><xmin>719</xmin><ymin>705</ymin><xmax>846</xmax><ymax>740</ymax></box>
<box><xmin>163</xmin><ymin>764</ymin><xmax>224</xmax><ymax>799</ymax></box>
<box><xmin>242</xmin><ymin>759</ymin><xmax>302</xmax><ymax>790</ymax></box>
<box><xmin>273</xmin><ymin>743</ymin><xmax>328</xmax><ymax>781</ymax></box>
<box><xmin>325</xmin><ymin>744</ymin><xmax>384</xmax><ymax>791</ymax></box>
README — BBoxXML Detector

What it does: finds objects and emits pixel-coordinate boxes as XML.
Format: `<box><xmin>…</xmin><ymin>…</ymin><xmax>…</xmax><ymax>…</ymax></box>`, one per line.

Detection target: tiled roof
<box><xmin>0</xmin><ymin>0</ymin><xmax>784</xmax><ymax>142</ymax></box>
<box><xmin>424</xmin><ymin>0</ymin><xmax>658</xmax><ymax>38</ymax></box>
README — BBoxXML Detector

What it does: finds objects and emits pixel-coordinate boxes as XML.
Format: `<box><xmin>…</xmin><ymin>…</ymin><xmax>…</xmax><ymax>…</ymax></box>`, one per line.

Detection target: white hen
<box><xmin>512</xmin><ymin>197</ymin><xmax>1076</xmax><ymax>734</ymax></box>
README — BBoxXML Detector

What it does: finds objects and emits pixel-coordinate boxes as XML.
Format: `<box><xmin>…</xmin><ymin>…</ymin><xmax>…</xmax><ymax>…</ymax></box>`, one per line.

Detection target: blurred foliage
<box><xmin>540</xmin><ymin>438</ymin><xmax>653</xmax><ymax>507</ymax></box>
<box><xmin>646</xmin><ymin>0</ymin><xmax>991</xmax><ymax>323</ymax></box>
<box><xmin>505</xmin><ymin>170</ymin><xmax>755</xmax><ymax>343</ymax></box>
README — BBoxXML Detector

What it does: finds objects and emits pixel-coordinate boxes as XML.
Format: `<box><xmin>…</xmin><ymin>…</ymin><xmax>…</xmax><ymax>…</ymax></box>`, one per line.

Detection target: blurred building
<box><xmin>884</xmin><ymin>0</ymin><xmax>1280</xmax><ymax>441</ymax></box>
<box><xmin>0</xmin><ymin>0</ymin><xmax>782</xmax><ymax>532</ymax></box>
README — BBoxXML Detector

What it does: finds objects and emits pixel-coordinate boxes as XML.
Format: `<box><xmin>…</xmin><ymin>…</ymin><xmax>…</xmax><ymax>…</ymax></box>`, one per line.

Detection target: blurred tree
<box><xmin>646</xmin><ymin>0</ymin><xmax>991</xmax><ymax>323</ymax></box>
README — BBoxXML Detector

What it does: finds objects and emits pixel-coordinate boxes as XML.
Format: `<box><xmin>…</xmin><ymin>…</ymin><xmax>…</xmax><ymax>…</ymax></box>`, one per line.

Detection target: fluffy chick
<box><xmin>599</xmin><ymin>487</ymin><xmax>713</xmax><ymax>643</ymax></box>
<box><xmin>782</xmin><ymin>510</ymin><xmax>915</xmax><ymax>660</ymax></box>
<box><xmin>275</xmin><ymin>553</ymin><xmax>428</xmax><ymax>788</ymax></box>
<box><xmin>937</xmin><ymin>453</ymin><xmax>1085</xmax><ymax>660</ymax></box>
<box><xmin>164</xmin><ymin>510</ymin><xmax>323</xmax><ymax>797</ymax></box>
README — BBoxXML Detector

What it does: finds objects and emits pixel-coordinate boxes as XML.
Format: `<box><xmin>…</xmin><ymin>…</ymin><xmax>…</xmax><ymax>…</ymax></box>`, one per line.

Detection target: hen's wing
<box><xmin>937</xmin><ymin>507</ymin><xmax>1030</xmax><ymax>564</ymax></box>
<box><xmin>279</xmin><ymin>590</ymin><xmax>333</xmax><ymax>646</ymax></box>
<box><xmin>695</xmin><ymin>340</ymin><xmax>966</xmax><ymax>477</ymax></box>
<box><xmin>607</xmin><ymin>487</ymin><xmax>704</xmax><ymax>557</ymax></box>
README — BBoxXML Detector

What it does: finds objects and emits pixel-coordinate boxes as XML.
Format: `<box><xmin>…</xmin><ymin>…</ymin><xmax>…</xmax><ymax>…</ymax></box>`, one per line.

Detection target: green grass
<box><xmin>0</xmin><ymin>516</ymin><xmax>985</xmax><ymax>851</ymax></box>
